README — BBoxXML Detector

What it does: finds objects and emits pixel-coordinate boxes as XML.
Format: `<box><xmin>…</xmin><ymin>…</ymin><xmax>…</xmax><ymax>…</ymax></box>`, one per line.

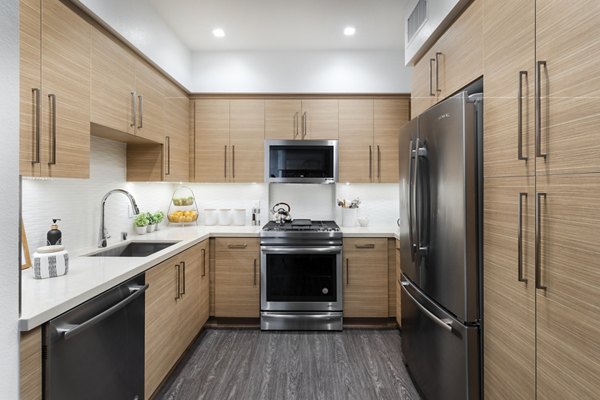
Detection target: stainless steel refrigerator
<box><xmin>399</xmin><ymin>91</ymin><xmax>483</xmax><ymax>400</ymax></box>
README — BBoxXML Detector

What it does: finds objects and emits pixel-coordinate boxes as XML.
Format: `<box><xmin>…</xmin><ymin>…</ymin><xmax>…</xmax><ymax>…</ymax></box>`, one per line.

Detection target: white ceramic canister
<box><xmin>204</xmin><ymin>209</ymin><xmax>217</xmax><ymax>226</ymax></box>
<box><xmin>232</xmin><ymin>209</ymin><xmax>246</xmax><ymax>226</ymax></box>
<box><xmin>342</xmin><ymin>208</ymin><xmax>358</xmax><ymax>227</ymax></box>
<box><xmin>218</xmin><ymin>209</ymin><xmax>231</xmax><ymax>226</ymax></box>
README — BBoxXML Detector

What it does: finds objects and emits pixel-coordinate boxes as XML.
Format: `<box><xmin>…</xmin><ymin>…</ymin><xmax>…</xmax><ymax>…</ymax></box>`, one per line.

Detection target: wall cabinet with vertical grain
<box><xmin>214</xmin><ymin>238</ymin><xmax>260</xmax><ymax>317</ymax></box>
<box><xmin>20</xmin><ymin>0</ymin><xmax>91</xmax><ymax>178</ymax></box>
<box><xmin>342</xmin><ymin>238</ymin><xmax>388</xmax><ymax>317</ymax></box>
<box><xmin>264</xmin><ymin>99</ymin><xmax>338</xmax><ymax>140</ymax></box>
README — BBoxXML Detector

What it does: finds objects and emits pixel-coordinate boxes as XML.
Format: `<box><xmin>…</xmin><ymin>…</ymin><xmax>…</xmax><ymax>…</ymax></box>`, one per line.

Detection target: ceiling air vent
<box><xmin>407</xmin><ymin>0</ymin><xmax>427</xmax><ymax>43</ymax></box>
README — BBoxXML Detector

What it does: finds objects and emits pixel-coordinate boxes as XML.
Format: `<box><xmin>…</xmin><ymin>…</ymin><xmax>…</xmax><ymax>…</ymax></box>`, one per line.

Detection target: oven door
<box><xmin>261</xmin><ymin>245</ymin><xmax>343</xmax><ymax>311</ymax></box>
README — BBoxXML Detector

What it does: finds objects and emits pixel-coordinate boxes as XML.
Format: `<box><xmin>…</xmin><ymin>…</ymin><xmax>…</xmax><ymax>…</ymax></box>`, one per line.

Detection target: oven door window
<box><xmin>268</xmin><ymin>145</ymin><xmax>334</xmax><ymax>178</ymax></box>
<box><xmin>266</xmin><ymin>253</ymin><xmax>337</xmax><ymax>302</ymax></box>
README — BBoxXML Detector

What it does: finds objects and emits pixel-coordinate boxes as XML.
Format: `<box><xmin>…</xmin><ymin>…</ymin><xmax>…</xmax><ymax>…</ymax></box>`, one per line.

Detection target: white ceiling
<box><xmin>147</xmin><ymin>0</ymin><xmax>407</xmax><ymax>51</ymax></box>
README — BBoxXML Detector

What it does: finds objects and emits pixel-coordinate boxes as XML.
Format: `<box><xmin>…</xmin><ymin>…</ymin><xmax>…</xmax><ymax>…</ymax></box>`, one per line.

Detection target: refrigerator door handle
<box><xmin>408</xmin><ymin>139</ymin><xmax>416</xmax><ymax>261</ymax></box>
<box><xmin>401</xmin><ymin>280</ymin><xmax>453</xmax><ymax>331</ymax></box>
<box><xmin>414</xmin><ymin>138</ymin><xmax>429</xmax><ymax>257</ymax></box>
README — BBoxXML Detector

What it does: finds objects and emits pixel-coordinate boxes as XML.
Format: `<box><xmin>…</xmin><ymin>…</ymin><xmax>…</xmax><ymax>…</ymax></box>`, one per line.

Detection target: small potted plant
<box><xmin>152</xmin><ymin>211</ymin><xmax>165</xmax><ymax>230</ymax></box>
<box><xmin>134</xmin><ymin>213</ymin><xmax>149</xmax><ymax>235</ymax></box>
<box><xmin>145</xmin><ymin>212</ymin><xmax>157</xmax><ymax>233</ymax></box>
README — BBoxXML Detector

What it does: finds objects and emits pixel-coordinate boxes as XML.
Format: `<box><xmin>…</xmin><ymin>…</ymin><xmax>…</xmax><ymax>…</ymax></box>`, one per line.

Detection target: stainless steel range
<box><xmin>260</xmin><ymin>219</ymin><xmax>343</xmax><ymax>331</ymax></box>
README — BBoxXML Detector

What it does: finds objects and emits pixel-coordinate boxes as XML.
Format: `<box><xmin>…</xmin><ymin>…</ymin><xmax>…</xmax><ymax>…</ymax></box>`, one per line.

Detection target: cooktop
<box><xmin>261</xmin><ymin>220</ymin><xmax>340</xmax><ymax>232</ymax></box>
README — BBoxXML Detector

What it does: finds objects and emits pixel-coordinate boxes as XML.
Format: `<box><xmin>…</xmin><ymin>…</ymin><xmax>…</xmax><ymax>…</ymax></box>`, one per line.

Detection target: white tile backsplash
<box><xmin>21</xmin><ymin>136</ymin><xmax>399</xmax><ymax>254</ymax></box>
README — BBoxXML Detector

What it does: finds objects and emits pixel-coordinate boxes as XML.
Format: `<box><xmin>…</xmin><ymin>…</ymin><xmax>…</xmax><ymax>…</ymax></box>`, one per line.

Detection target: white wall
<box><xmin>191</xmin><ymin>50</ymin><xmax>412</xmax><ymax>93</ymax></box>
<box><xmin>0</xmin><ymin>0</ymin><xmax>20</xmax><ymax>397</ymax></box>
<box><xmin>76</xmin><ymin>0</ymin><xmax>192</xmax><ymax>87</ymax></box>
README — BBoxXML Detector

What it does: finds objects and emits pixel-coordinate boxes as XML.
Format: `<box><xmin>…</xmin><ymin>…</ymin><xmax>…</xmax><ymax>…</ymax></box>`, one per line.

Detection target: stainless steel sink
<box><xmin>85</xmin><ymin>241</ymin><xmax>180</xmax><ymax>257</ymax></box>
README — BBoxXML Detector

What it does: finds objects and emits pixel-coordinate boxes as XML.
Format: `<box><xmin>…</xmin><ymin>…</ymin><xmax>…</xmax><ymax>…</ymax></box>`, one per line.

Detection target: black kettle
<box><xmin>271</xmin><ymin>202</ymin><xmax>292</xmax><ymax>224</ymax></box>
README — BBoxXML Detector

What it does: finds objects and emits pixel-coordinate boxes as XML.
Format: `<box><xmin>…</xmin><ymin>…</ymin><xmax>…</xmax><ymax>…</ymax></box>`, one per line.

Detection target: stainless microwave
<box><xmin>264</xmin><ymin>139</ymin><xmax>338</xmax><ymax>184</ymax></box>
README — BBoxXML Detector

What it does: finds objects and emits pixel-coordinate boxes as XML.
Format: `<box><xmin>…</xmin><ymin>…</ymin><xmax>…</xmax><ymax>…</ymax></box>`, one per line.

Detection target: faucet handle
<box><xmin>121</xmin><ymin>232</ymin><xmax>128</xmax><ymax>241</ymax></box>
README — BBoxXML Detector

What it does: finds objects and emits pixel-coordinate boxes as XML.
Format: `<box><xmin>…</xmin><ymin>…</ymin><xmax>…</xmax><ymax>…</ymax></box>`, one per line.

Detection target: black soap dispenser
<box><xmin>47</xmin><ymin>219</ymin><xmax>62</xmax><ymax>245</ymax></box>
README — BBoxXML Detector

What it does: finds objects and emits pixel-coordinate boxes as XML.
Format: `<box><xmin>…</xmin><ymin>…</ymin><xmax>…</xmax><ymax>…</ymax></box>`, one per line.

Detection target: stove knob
<box><xmin>322</xmin><ymin>288</ymin><xmax>329</xmax><ymax>295</ymax></box>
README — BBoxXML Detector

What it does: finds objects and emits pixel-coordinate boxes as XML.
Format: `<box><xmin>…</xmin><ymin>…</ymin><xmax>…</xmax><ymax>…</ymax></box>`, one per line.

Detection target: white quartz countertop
<box><xmin>19</xmin><ymin>224</ymin><xmax>398</xmax><ymax>331</ymax></box>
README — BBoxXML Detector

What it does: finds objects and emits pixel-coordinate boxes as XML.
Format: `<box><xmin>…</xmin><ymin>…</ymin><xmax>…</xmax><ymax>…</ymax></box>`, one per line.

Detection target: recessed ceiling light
<box><xmin>344</xmin><ymin>26</ymin><xmax>356</xmax><ymax>36</ymax></box>
<box><xmin>212</xmin><ymin>28</ymin><xmax>225</xmax><ymax>38</ymax></box>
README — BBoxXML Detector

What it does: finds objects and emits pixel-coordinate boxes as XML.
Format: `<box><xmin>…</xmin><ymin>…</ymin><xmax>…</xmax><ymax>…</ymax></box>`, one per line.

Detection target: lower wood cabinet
<box><xmin>214</xmin><ymin>238</ymin><xmax>260</xmax><ymax>318</ymax></box>
<box><xmin>20</xmin><ymin>327</ymin><xmax>42</xmax><ymax>400</ymax></box>
<box><xmin>343</xmin><ymin>238</ymin><xmax>388</xmax><ymax>317</ymax></box>
<box><xmin>145</xmin><ymin>241</ymin><xmax>208</xmax><ymax>399</ymax></box>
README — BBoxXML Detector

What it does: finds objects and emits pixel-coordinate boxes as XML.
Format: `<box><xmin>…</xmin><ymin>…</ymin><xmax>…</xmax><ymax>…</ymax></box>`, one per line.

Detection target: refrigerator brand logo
<box><xmin>438</xmin><ymin>113</ymin><xmax>451</xmax><ymax>120</ymax></box>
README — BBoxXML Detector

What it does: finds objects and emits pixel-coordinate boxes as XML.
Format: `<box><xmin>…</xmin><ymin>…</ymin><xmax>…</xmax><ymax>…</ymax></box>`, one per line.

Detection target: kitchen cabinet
<box><xmin>145</xmin><ymin>242</ymin><xmax>207</xmax><ymax>399</ymax></box>
<box><xmin>214</xmin><ymin>238</ymin><xmax>260</xmax><ymax>318</ymax></box>
<box><xmin>342</xmin><ymin>238</ymin><xmax>388</xmax><ymax>317</ymax></box>
<box><xmin>193</xmin><ymin>99</ymin><xmax>264</xmax><ymax>183</ymax></box>
<box><xmin>20</xmin><ymin>327</ymin><xmax>42</xmax><ymax>400</ymax></box>
<box><xmin>410</xmin><ymin>0</ymin><xmax>482</xmax><ymax>117</ymax></box>
<box><xmin>264</xmin><ymin>99</ymin><xmax>338</xmax><ymax>140</ymax></box>
<box><xmin>134</xmin><ymin>61</ymin><xmax>166</xmax><ymax>143</ymax></box>
<box><xmin>483</xmin><ymin>0</ymin><xmax>600</xmax><ymax>398</ymax></box>
<box><xmin>339</xmin><ymin>98</ymin><xmax>409</xmax><ymax>183</ymax></box>
<box><xmin>162</xmin><ymin>84</ymin><xmax>190</xmax><ymax>182</ymax></box>
<box><xmin>19</xmin><ymin>0</ymin><xmax>91</xmax><ymax>178</ymax></box>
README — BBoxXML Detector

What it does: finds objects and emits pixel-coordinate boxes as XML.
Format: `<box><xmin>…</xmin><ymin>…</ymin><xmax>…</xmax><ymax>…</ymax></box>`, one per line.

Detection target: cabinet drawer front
<box><xmin>215</xmin><ymin>237</ymin><xmax>259</xmax><ymax>253</ymax></box>
<box><xmin>343</xmin><ymin>238</ymin><xmax>387</xmax><ymax>252</ymax></box>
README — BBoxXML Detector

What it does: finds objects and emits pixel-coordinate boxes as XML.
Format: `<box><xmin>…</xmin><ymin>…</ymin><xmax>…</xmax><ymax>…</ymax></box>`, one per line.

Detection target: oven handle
<box><xmin>261</xmin><ymin>246</ymin><xmax>342</xmax><ymax>254</ymax></box>
<box><xmin>262</xmin><ymin>313</ymin><xmax>340</xmax><ymax>320</ymax></box>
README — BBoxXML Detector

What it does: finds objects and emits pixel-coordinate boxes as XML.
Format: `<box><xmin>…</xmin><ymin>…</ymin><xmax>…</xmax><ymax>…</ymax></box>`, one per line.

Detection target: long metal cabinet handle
<box><xmin>377</xmin><ymin>145</ymin><xmax>381</xmax><ymax>179</ymax></box>
<box><xmin>48</xmin><ymin>94</ymin><xmax>57</xmax><ymax>165</ymax></box>
<box><xmin>435</xmin><ymin>52</ymin><xmax>442</xmax><ymax>93</ymax></box>
<box><xmin>181</xmin><ymin>261</ymin><xmax>186</xmax><ymax>295</ymax></box>
<box><xmin>518</xmin><ymin>71</ymin><xmax>528</xmax><ymax>160</ymax></box>
<box><xmin>253</xmin><ymin>259</ymin><xmax>257</xmax><ymax>286</ymax></box>
<box><xmin>228</xmin><ymin>243</ymin><xmax>247</xmax><ymax>249</ymax></box>
<box><xmin>535</xmin><ymin>192</ymin><xmax>547</xmax><ymax>289</ymax></box>
<box><xmin>369</xmin><ymin>145</ymin><xmax>372</xmax><ymax>180</ymax></box>
<box><xmin>407</xmin><ymin>140</ymin><xmax>415</xmax><ymax>261</ymax></box>
<box><xmin>130</xmin><ymin>92</ymin><xmax>136</xmax><ymax>128</ymax></box>
<box><xmin>32</xmin><ymin>88</ymin><xmax>41</xmax><ymax>164</ymax></box>
<box><xmin>345</xmin><ymin>258</ymin><xmax>349</xmax><ymax>285</ymax></box>
<box><xmin>401</xmin><ymin>280</ymin><xmax>453</xmax><ymax>331</ymax></box>
<box><xmin>57</xmin><ymin>284</ymin><xmax>149</xmax><ymax>340</ymax></box>
<box><xmin>355</xmin><ymin>244</ymin><xmax>375</xmax><ymax>249</ymax></box>
<box><xmin>294</xmin><ymin>112</ymin><xmax>299</xmax><ymax>138</ymax></box>
<box><xmin>302</xmin><ymin>112</ymin><xmax>307</xmax><ymax>138</ymax></box>
<box><xmin>201</xmin><ymin>248</ymin><xmax>206</xmax><ymax>277</ymax></box>
<box><xmin>137</xmin><ymin>95</ymin><xmax>143</xmax><ymax>128</ymax></box>
<box><xmin>175</xmin><ymin>263</ymin><xmax>181</xmax><ymax>300</ymax></box>
<box><xmin>535</xmin><ymin>61</ymin><xmax>547</xmax><ymax>158</ymax></box>
<box><xmin>517</xmin><ymin>192</ymin><xmax>528</xmax><ymax>283</ymax></box>
<box><xmin>429</xmin><ymin>58</ymin><xmax>435</xmax><ymax>96</ymax></box>
<box><xmin>232</xmin><ymin>145</ymin><xmax>235</xmax><ymax>179</ymax></box>
<box><xmin>224</xmin><ymin>145</ymin><xmax>227</xmax><ymax>178</ymax></box>
<box><xmin>165</xmin><ymin>136</ymin><xmax>171</xmax><ymax>176</ymax></box>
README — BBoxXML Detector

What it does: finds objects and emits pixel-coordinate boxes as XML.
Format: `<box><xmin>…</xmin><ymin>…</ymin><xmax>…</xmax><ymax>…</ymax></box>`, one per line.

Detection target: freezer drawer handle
<box><xmin>56</xmin><ymin>284</ymin><xmax>149</xmax><ymax>340</ymax></box>
<box><xmin>401</xmin><ymin>281</ymin><xmax>453</xmax><ymax>332</ymax></box>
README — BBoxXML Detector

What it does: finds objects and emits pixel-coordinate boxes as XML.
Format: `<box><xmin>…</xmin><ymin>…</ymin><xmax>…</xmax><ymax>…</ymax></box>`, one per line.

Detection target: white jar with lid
<box><xmin>218</xmin><ymin>209</ymin><xmax>231</xmax><ymax>226</ymax></box>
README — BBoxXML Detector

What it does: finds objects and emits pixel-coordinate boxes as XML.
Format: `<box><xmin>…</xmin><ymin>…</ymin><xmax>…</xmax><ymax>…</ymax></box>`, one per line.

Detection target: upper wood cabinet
<box><xmin>134</xmin><ymin>61</ymin><xmax>166</xmax><ymax>143</ymax></box>
<box><xmin>301</xmin><ymin>99</ymin><xmax>339</xmax><ymax>140</ymax></box>
<box><xmin>339</xmin><ymin>98</ymin><xmax>409</xmax><ymax>183</ymax></box>
<box><xmin>343</xmin><ymin>238</ymin><xmax>389</xmax><ymax>317</ymax></box>
<box><xmin>229</xmin><ymin>100</ymin><xmax>265</xmax><ymax>182</ymax></box>
<box><xmin>410</xmin><ymin>0</ymin><xmax>482</xmax><ymax>117</ymax></box>
<box><xmin>214</xmin><ymin>238</ymin><xmax>260</xmax><ymax>318</ymax></box>
<box><xmin>265</xmin><ymin>99</ymin><xmax>301</xmax><ymax>140</ymax></box>
<box><xmin>193</xmin><ymin>99</ymin><xmax>230</xmax><ymax>183</ymax></box>
<box><xmin>163</xmin><ymin>84</ymin><xmax>190</xmax><ymax>182</ymax></box>
<box><xmin>264</xmin><ymin>99</ymin><xmax>338</xmax><ymax>140</ymax></box>
<box><xmin>20</xmin><ymin>0</ymin><xmax>91</xmax><ymax>178</ymax></box>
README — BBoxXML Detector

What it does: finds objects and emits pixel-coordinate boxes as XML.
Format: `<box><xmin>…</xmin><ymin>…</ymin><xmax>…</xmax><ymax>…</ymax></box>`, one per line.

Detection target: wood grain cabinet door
<box><xmin>91</xmin><ymin>28</ymin><xmax>136</xmax><ymax>136</ymax></box>
<box><xmin>41</xmin><ymin>0</ymin><xmax>90</xmax><ymax>178</ymax></box>
<box><xmin>535</xmin><ymin>0</ymin><xmax>600</xmax><ymax>176</ymax></box>
<box><xmin>343</xmin><ymin>238</ymin><xmax>388</xmax><ymax>317</ymax></box>
<box><xmin>194</xmin><ymin>99</ymin><xmax>230</xmax><ymax>182</ymax></box>
<box><xmin>215</xmin><ymin>238</ymin><xmax>260</xmax><ymax>317</ymax></box>
<box><xmin>198</xmin><ymin>239</ymin><xmax>210</xmax><ymax>327</ymax></box>
<box><xmin>374</xmin><ymin>99</ymin><xmax>409</xmax><ymax>183</ymax></box>
<box><xmin>410</xmin><ymin>50</ymin><xmax>437</xmax><ymax>117</ymax></box>
<box><xmin>338</xmin><ymin>99</ymin><xmax>374</xmax><ymax>183</ymax></box>
<box><xmin>163</xmin><ymin>85</ymin><xmax>189</xmax><ymax>182</ymax></box>
<box><xmin>265</xmin><ymin>99</ymin><xmax>301</xmax><ymax>140</ymax></box>
<box><xmin>229</xmin><ymin>100</ymin><xmax>265</xmax><ymax>182</ymax></box>
<box><xmin>176</xmin><ymin>244</ymin><xmax>204</xmax><ymax>355</ymax></box>
<box><xmin>483</xmin><ymin>176</ymin><xmax>536</xmax><ymax>400</ymax></box>
<box><xmin>301</xmin><ymin>99</ymin><xmax>339</xmax><ymax>140</ymax></box>
<box><xmin>534</xmin><ymin>174</ymin><xmax>600</xmax><ymax>399</ymax></box>
<box><xmin>20</xmin><ymin>327</ymin><xmax>42</xmax><ymax>400</ymax></box>
<box><xmin>20</xmin><ymin>0</ymin><xmax>42</xmax><ymax>177</ymax></box>
<box><xmin>134</xmin><ymin>61</ymin><xmax>166</xmax><ymax>143</ymax></box>
<box><xmin>483</xmin><ymin>0</ymin><xmax>535</xmax><ymax>178</ymax></box>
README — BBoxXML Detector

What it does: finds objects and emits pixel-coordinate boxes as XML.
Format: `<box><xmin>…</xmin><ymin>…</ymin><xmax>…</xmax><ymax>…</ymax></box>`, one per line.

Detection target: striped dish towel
<box><xmin>32</xmin><ymin>250</ymin><xmax>69</xmax><ymax>279</ymax></box>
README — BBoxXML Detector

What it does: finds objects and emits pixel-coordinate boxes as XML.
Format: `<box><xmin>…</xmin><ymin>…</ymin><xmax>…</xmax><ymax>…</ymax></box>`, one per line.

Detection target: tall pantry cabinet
<box><xmin>483</xmin><ymin>0</ymin><xmax>600</xmax><ymax>398</ymax></box>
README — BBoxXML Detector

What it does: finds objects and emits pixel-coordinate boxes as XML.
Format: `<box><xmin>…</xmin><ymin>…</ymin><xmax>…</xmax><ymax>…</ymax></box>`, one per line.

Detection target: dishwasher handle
<box><xmin>57</xmin><ymin>284</ymin><xmax>149</xmax><ymax>340</ymax></box>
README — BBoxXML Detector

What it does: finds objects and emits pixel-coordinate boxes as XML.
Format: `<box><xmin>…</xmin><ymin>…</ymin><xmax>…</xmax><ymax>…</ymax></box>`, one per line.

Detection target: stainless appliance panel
<box><xmin>411</xmin><ymin>92</ymin><xmax>480</xmax><ymax>322</ymax></box>
<box><xmin>264</xmin><ymin>139</ymin><xmax>338</xmax><ymax>184</ymax></box>
<box><xmin>261</xmin><ymin>311</ymin><xmax>343</xmax><ymax>331</ymax></box>
<box><xmin>400</xmin><ymin>275</ymin><xmax>480</xmax><ymax>400</ymax></box>
<box><xmin>44</xmin><ymin>274</ymin><xmax>146</xmax><ymax>400</ymax></box>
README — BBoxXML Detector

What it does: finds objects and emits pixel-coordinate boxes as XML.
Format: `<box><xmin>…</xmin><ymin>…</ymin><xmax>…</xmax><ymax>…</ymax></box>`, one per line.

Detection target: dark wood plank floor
<box><xmin>155</xmin><ymin>329</ymin><xmax>421</xmax><ymax>400</ymax></box>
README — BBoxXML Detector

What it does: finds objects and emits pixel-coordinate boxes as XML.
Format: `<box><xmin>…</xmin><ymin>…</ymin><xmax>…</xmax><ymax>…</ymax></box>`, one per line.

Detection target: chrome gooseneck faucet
<box><xmin>99</xmin><ymin>189</ymin><xmax>140</xmax><ymax>247</ymax></box>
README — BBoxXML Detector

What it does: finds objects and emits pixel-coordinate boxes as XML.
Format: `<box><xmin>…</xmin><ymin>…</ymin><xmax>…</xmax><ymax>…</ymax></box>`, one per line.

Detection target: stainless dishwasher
<box><xmin>44</xmin><ymin>273</ymin><xmax>147</xmax><ymax>400</ymax></box>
